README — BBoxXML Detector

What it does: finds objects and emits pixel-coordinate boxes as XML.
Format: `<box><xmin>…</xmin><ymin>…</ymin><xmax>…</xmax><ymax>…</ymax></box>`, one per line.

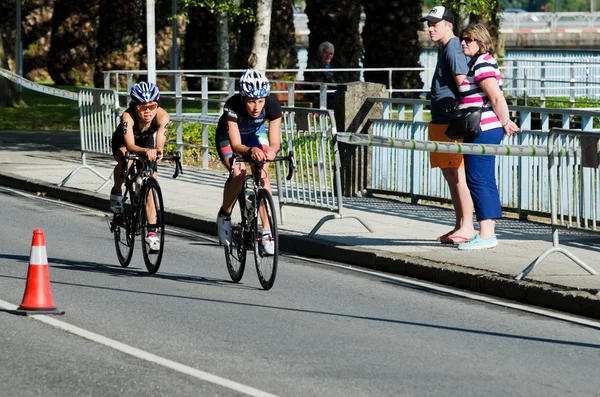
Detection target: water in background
<box><xmin>297</xmin><ymin>47</ymin><xmax>600</xmax><ymax>98</ymax></box>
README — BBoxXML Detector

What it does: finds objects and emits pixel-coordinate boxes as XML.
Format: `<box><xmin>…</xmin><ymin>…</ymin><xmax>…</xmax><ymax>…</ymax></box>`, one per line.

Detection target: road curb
<box><xmin>1</xmin><ymin>171</ymin><xmax>598</xmax><ymax>320</ymax></box>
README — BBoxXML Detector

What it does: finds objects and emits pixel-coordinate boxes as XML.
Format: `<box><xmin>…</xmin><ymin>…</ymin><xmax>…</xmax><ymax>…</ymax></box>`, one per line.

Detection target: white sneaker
<box><xmin>262</xmin><ymin>233</ymin><xmax>275</xmax><ymax>255</ymax></box>
<box><xmin>217</xmin><ymin>212</ymin><xmax>232</xmax><ymax>246</ymax></box>
<box><xmin>145</xmin><ymin>232</ymin><xmax>160</xmax><ymax>252</ymax></box>
<box><xmin>110</xmin><ymin>194</ymin><xmax>124</xmax><ymax>214</ymax></box>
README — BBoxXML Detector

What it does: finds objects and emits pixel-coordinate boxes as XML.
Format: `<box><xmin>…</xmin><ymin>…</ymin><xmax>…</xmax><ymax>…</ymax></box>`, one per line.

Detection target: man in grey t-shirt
<box><xmin>421</xmin><ymin>6</ymin><xmax>475</xmax><ymax>244</ymax></box>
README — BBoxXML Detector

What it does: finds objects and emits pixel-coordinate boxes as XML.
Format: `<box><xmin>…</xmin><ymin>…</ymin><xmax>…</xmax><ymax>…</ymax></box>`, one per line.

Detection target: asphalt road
<box><xmin>0</xmin><ymin>189</ymin><xmax>599</xmax><ymax>397</ymax></box>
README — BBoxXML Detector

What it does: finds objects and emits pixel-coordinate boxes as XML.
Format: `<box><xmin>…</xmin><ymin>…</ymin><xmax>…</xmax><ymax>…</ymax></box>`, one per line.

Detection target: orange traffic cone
<box><xmin>9</xmin><ymin>229</ymin><xmax>64</xmax><ymax>316</ymax></box>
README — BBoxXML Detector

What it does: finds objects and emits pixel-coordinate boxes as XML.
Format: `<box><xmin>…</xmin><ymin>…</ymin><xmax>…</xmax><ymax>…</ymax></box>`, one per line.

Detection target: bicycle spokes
<box><xmin>225</xmin><ymin>197</ymin><xmax>247</xmax><ymax>283</ymax></box>
<box><xmin>141</xmin><ymin>181</ymin><xmax>165</xmax><ymax>274</ymax></box>
<box><xmin>254</xmin><ymin>189</ymin><xmax>278</xmax><ymax>290</ymax></box>
<box><xmin>113</xmin><ymin>213</ymin><xmax>135</xmax><ymax>267</ymax></box>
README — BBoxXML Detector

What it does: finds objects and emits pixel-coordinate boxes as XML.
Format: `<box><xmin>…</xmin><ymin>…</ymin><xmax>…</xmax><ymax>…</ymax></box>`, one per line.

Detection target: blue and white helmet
<box><xmin>130</xmin><ymin>81</ymin><xmax>160</xmax><ymax>104</ymax></box>
<box><xmin>239</xmin><ymin>69</ymin><xmax>270</xmax><ymax>98</ymax></box>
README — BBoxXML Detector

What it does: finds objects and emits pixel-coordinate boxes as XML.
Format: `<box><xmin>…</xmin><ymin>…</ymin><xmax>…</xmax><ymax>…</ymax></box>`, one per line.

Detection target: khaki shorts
<box><xmin>428</xmin><ymin>123</ymin><xmax>464</xmax><ymax>169</ymax></box>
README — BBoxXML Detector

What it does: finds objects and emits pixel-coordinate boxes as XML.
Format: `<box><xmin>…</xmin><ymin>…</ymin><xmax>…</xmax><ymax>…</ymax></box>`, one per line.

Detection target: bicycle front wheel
<box><xmin>224</xmin><ymin>193</ymin><xmax>247</xmax><ymax>283</ymax></box>
<box><xmin>113</xmin><ymin>210</ymin><xmax>135</xmax><ymax>267</ymax></box>
<box><xmin>140</xmin><ymin>178</ymin><xmax>165</xmax><ymax>274</ymax></box>
<box><xmin>254</xmin><ymin>189</ymin><xmax>278</xmax><ymax>290</ymax></box>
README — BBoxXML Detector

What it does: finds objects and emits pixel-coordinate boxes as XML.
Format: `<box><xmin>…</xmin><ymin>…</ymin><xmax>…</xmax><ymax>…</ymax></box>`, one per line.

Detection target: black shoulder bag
<box><xmin>445</xmin><ymin>104</ymin><xmax>482</xmax><ymax>140</ymax></box>
<box><xmin>445</xmin><ymin>58</ymin><xmax>482</xmax><ymax>140</ymax></box>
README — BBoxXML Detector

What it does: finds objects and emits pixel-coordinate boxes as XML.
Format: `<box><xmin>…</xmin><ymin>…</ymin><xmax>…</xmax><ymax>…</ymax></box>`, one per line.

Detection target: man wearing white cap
<box><xmin>421</xmin><ymin>6</ymin><xmax>475</xmax><ymax>244</ymax></box>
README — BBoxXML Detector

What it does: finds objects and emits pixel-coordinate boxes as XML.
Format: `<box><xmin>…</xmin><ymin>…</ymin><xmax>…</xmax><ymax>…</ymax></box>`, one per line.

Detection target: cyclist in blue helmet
<box><xmin>109</xmin><ymin>81</ymin><xmax>170</xmax><ymax>251</ymax></box>
<box><xmin>215</xmin><ymin>69</ymin><xmax>282</xmax><ymax>254</ymax></box>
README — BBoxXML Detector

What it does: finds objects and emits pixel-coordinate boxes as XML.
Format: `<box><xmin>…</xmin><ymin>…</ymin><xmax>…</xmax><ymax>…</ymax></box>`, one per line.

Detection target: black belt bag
<box><xmin>445</xmin><ymin>106</ymin><xmax>482</xmax><ymax>140</ymax></box>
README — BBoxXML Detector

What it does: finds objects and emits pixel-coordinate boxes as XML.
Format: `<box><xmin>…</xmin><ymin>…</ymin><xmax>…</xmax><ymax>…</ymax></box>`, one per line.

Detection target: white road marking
<box><xmin>0</xmin><ymin>299</ymin><xmax>279</xmax><ymax>397</ymax></box>
<box><xmin>283</xmin><ymin>254</ymin><xmax>600</xmax><ymax>330</ymax></box>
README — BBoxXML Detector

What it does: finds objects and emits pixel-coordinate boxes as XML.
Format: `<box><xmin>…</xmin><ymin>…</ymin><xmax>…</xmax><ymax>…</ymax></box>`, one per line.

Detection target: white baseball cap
<box><xmin>420</xmin><ymin>6</ymin><xmax>455</xmax><ymax>24</ymax></box>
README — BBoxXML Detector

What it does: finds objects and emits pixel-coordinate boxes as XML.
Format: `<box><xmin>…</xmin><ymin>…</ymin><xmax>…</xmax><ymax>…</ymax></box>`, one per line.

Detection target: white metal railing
<box><xmin>60</xmin><ymin>87</ymin><xmax>119</xmax><ymax>191</ymax></box>
<box><xmin>367</xmin><ymin>97</ymin><xmax>600</xmax><ymax>220</ymax></box>
<box><xmin>102</xmin><ymin>58</ymin><xmax>600</xmax><ymax>102</ymax></box>
<box><xmin>498</xmin><ymin>11</ymin><xmax>600</xmax><ymax>31</ymax></box>
<box><xmin>336</xmin><ymin>126</ymin><xmax>600</xmax><ymax>280</ymax></box>
<box><xmin>277</xmin><ymin>107</ymin><xmax>373</xmax><ymax>236</ymax></box>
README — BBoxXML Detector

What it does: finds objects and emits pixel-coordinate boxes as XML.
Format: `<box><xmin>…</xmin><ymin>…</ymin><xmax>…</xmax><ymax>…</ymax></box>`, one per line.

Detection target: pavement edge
<box><xmin>1</xmin><ymin>171</ymin><xmax>598</xmax><ymax>320</ymax></box>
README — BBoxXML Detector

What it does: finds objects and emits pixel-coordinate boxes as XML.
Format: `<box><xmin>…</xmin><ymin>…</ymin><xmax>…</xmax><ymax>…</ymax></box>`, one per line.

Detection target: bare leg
<box><xmin>441</xmin><ymin>167</ymin><xmax>475</xmax><ymax>239</ymax></box>
<box><xmin>145</xmin><ymin>171</ymin><xmax>158</xmax><ymax>226</ymax></box>
<box><xmin>111</xmin><ymin>147</ymin><xmax>128</xmax><ymax>196</ymax></box>
<box><xmin>478</xmin><ymin>219</ymin><xmax>496</xmax><ymax>240</ymax></box>
<box><xmin>259</xmin><ymin>167</ymin><xmax>273</xmax><ymax>230</ymax></box>
<box><xmin>222</xmin><ymin>159</ymin><xmax>246</xmax><ymax>213</ymax></box>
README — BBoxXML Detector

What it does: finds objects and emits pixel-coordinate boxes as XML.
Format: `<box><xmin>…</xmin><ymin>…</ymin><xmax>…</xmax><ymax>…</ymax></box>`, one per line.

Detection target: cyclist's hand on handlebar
<box><xmin>264</xmin><ymin>148</ymin><xmax>276</xmax><ymax>161</ymax></box>
<box><xmin>156</xmin><ymin>149</ymin><xmax>164</xmax><ymax>162</ymax></box>
<box><xmin>249</xmin><ymin>147</ymin><xmax>266</xmax><ymax>162</ymax></box>
<box><xmin>145</xmin><ymin>148</ymin><xmax>158</xmax><ymax>161</ymax></box>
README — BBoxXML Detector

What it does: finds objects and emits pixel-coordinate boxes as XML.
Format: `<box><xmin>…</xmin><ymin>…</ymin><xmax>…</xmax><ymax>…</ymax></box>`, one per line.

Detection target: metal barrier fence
<box><xmin>65</xmin><ymin>85</ymin><xmax>371</xmax><ymax>236</ymax></box>
<box><xmin>369</xmin><ymin>97</ymin><xmax>600</xmax><ymax>219</ymax></box>
<box><xmin>60</xmin><ymin>87</ymin><xmax>119</xmax><ymax>191</ymax></box>
<box><xmin>336</xmin><ymin>130</ymin><xmax>599</xmax><ymax>280</ymax></box>
<box><xmin>517</xmin><ymin>128</ymin><xmax>600</xmax><ymax>280</ymax></box>
<box><xmin>276</xmin><ymin>107</ymin><xmax>373</xmax><ymax>236</ymax></box>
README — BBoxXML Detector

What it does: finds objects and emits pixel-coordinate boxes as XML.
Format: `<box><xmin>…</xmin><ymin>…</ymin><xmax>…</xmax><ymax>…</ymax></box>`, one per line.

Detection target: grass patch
<box><xmin>0</xmin><ymin>85</ymin><xmax>79</xmax><ymax>130</ymax></box>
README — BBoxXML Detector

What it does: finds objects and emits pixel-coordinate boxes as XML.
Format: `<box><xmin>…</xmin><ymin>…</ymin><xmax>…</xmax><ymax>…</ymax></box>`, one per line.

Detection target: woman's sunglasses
<box><xmin>461</xmin><ymin>36</ymin><xmax>477</xmax><ymax>44</ymax></box>
<box><xmin>136</xmin><ymin>103</ymin><xmax>158</xmax><ymax>111</ymax></box>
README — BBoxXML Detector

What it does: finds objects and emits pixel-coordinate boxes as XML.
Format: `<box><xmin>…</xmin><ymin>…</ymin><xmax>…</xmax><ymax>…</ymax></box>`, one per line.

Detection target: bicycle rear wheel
<box><xmin>224</xmin><ymin>193</ymin><xmax>247</xmax><ymax>283</ymax></box>
<box><xmin>112</xmin><ymin>209</ymin><xmax>135</xmax><ymax>267</ymax></box>
<box><xmin>140</xmin><ymin>178</ymin><xmax>165</xmax><ymax>274</ymax></box>
<box><xmin>254</xmin><ymin>189</ymin><xmax>278</xmax><ymax>290</ymax></box>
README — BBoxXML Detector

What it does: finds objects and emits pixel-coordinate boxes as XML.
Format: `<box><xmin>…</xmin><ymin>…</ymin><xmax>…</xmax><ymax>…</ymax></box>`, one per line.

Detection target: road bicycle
<box><xmin>109</xmin><ymin>151</ymin><xmax>183</xmax><ymax>274</ymax></box>
<box><xmin>224</xmin><ymin>151</ymin><xmax>295</xmax><ymax>290</ymax></box>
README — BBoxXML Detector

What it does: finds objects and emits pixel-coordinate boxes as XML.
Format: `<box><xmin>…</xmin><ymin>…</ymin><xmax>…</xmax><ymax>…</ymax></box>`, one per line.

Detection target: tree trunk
<box><xmin>94</xmin><ymin>0</ymin><xmax>144</xmax><ymax>88</ymax></box>
<box><xmin>183</xmin><ymin>5</ymin><xmax>218</xmax><ymax>90</ymax></box>
<box><xmin>229</xmin><ymin>0</ymin><xmax>256</xmax><ymax>70</ymax></box>
<box><xmin>48</xmin><ymin>0</ymin><xmax>100</xmax><ymax>85</ymax></box>
<box><xmin>0</xmin><ymin>34</ymin><xmax>22</xmax><ymax>107</ymax></box>
<box><xmin>305</xmin><ymin>0</ymin><xmax>362</xmax><ymax>83</ymax></box>
<box><xmin>216</xmin><ymin>11</ymin><xmax>230</xmax><ymax>92</ymax></box>
<box><xmin>251</xmin><ymin>0</ymin><xmax>273</xmax><ymax>71</ymax></box>
<box><xmin>362</xmin><ymin>0</ymin><xmax>423</xmax><ymax>97</ymax></box>
<box><xmin>268</xmin><ymin>0</ymin><xmax>297</xmax><ymax>77</ymax></box>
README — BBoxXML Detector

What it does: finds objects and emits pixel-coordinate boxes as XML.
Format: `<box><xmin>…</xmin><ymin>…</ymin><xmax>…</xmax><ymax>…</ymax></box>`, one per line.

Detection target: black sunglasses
<box><xmin>461</xmin><ymin>36</ymin><xmax>477</xmax><ymax>44</ymax></box>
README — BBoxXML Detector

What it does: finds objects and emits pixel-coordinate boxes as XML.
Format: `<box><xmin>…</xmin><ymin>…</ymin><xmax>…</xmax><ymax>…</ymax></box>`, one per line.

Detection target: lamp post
<box><xmin>146</xmin><ymin>0</ymin><xmax>156</xmax><ymax>83</ymax></box>
<box><xmin>16</xmin><ymin>0</ymin><xmax>22</xmax><ymax>91</ymax></box>
<box><xmin>170</xmin><ymin>0</ymin><xmax>179</xmax><ymax>90</ymax></box>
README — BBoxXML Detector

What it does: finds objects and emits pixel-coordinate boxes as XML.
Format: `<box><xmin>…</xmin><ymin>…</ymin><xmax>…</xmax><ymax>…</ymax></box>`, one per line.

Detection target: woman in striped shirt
<box><xmin>456</xmin><ymin>24</ymin><xmax>520</xmax><ymax>250</ymax></box>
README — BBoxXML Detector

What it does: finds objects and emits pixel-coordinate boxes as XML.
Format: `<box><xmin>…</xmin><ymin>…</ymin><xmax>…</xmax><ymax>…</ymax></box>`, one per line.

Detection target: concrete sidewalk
<box><xmin>1</xmin><ymin>130</ymin><xmax>599</xmax><ymax>319</ymax></box>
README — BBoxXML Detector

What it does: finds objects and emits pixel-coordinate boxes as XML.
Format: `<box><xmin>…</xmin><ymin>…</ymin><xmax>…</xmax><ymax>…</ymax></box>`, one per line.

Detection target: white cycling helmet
<box><xmin>239</xmin><ymin>69</ymin><xmax>271</xmax><ymax>98</ymax></box>
<box><xmin>131</xmin><ymin>81</ymin><xmax>160</xmax><ymax>104</ymax></box>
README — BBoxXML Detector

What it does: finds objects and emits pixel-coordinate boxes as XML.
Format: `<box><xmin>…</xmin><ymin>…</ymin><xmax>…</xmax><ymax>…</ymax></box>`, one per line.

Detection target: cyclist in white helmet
<box><xmin>109</xmin><ymin>81</ymin><xmax>170</xmax><ymax>251</ymax></box>
<box><xmin>215</xmin><ymin>69</ymin><xmax>282</xmax><ymax>255</ymax></box>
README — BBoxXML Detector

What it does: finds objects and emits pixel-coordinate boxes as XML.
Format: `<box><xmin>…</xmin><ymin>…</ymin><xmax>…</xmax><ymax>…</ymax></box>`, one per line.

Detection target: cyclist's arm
<box><xmin>155</xmin><ymin>108</ymin><xmax>170</xmax><ymax>161</ymax></box>
<box><xmin>265</xmin><ymin>117</ymin><xmax>281</xmax><ymax>161</ymax></box>
<box><xmin>227</xmin><ymin>121</ymin><xmax>267</xmax><ymax>162</ymax></box>
<box><xmin>122</xmin><ymin>112</ymin><xmax>143</xmax><ymax>155</ymax></box>
<box><xmin>227</xmin><ymin>121</ymin><xmax>249</xmax><ymax>155</ymax></box>
<box><xmin>122</xmin><ymin>112</ymin><xmax>159</xmax><ymax>161</ymax></box>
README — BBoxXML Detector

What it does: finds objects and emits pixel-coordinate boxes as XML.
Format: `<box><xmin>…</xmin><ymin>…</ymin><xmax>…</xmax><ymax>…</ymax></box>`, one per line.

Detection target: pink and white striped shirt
<box><xmin>458</xmin><ymin>53</ymin><xmax>503</xmax><ymax>132</ymax></box>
